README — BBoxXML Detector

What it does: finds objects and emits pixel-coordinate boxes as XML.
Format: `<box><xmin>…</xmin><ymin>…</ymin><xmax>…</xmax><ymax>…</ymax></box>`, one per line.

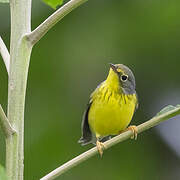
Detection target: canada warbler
<box><xmin>78</xmin><ymin>63</ymin><xmax>138</xmax><ymax>156</ymax></box>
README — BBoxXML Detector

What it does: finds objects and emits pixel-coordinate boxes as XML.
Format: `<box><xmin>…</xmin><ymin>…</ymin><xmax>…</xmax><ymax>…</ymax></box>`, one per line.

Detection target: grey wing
<box><xmin>78</xmin><ymin>103</ymin><xmax>93</xmax><ymax>145</ymax></box>
<box><xmin>78</xmin><ymin>82</ymin><xmax>104</xmax><ymax>145</ymax></box>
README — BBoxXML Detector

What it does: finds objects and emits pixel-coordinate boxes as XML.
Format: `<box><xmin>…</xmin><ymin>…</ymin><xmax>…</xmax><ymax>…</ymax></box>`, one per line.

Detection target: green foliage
<box><xmin>0</xmin><ymin>0</ymin><xmax>9</xmax><ymax>3</ymax></box>
<box><xmin>42</xmin><ymin>0</ymin><xmax>63</xmax><ymax>9</ymax></box>
<box><xmin>156</xmin><ymin>105</ymin><xmax>180</xmax><ymax>116</ymax></box>
<box><xmin>0</xmin><ymin>164</ymin><xmax>7</xmax><ymax>180</ymax></box>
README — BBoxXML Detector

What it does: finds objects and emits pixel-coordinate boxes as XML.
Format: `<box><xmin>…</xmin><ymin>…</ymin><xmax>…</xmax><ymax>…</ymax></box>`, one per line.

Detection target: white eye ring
<box><xmin>121</xmin><ymin>74</ymin><xmax>128</xmax><ymax>82</ymax></box>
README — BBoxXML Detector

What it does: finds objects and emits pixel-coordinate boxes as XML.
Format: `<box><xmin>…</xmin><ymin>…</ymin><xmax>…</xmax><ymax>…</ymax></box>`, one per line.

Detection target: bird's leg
<box><xmin>119</xmin><ymin>125</ymin><xmax>138</xmax><ymax>140</ymax></box>
<box><xmin>96</xmin><ymin>140</ymin><xmax>106</xmax><ymax>157</ymax></box>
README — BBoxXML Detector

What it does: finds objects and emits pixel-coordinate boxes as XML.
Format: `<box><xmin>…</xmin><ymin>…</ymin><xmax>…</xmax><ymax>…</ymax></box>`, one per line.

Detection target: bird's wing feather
<box><xmin>78</xmin><ymin>102</ymin><xmax>92</xmax><ymax>145</ymax></box>
<box><xmin>78</xmin><ymin>83</ymin><xmax>103</xmax><ymax>145</ymax></box>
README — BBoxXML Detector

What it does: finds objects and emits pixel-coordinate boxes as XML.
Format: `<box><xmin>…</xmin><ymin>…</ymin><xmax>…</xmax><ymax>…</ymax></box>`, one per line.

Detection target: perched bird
<box><xmin>78</xmin><ymin>63</ymin><xmax>138</xmax><ymax>156</ymax></box>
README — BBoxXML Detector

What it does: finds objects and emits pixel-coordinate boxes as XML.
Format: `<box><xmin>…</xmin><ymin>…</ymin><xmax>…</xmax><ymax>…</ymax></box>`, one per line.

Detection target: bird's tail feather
<box><xmin>78</xmin><ymin>137</ymin><xmax>92</xmax><ymax>146</ymax></box>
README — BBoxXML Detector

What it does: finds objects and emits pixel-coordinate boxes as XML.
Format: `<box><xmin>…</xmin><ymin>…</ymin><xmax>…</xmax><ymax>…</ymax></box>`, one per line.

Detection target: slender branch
<box><xmin>40</xmin><ymin>106</ymin><xmax>180</xmax><ymax>180</ymax></box>
<box><xmin>0</xmin><ymin>36</ymin><xmax>10</xmax><ymax>75</ymax></box>
<box><xmin>26</xmin><ymin>0</ymin><xmax>88</xmax><ymax>45</ymax></box>
<box><xmin>0</xmin><ymin>105</ymin><xmax>16</xmax><ymax>137</ymax></box>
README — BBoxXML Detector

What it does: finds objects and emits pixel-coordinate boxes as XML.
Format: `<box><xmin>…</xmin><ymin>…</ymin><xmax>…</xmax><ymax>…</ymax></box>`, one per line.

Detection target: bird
<box><xmin>78</xmin><ymin>63</ymin><xmax>138</xmax><ymax>156</ymax></box>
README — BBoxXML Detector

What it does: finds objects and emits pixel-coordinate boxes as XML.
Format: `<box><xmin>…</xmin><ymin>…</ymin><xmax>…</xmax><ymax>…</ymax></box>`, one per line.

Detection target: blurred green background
<box><xmin>1</xmin><ymin>0</ymin><xmax>180</xmax><ymax>179</ymax></box>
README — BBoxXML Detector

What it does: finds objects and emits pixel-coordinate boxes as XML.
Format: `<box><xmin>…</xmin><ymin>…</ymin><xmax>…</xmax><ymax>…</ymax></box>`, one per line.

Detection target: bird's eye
<box><xmin>121</xmin><ymin>75</ymin><xmax>128</xmax><ymax>82</ymax></box>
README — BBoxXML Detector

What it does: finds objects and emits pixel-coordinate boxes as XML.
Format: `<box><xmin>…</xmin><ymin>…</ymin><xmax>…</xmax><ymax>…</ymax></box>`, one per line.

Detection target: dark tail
<box><xmin>78</xmin><ymin>136</ymin><xmax>92</xmax><ymax>146</ymax></box>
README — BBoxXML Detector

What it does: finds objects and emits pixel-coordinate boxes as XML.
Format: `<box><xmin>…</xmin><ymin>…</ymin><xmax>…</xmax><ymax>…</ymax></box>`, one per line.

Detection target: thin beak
<box><xmin>109</xmin><ymin>63</ymin><xmax>117</xmax><ymax>73</ymax></box>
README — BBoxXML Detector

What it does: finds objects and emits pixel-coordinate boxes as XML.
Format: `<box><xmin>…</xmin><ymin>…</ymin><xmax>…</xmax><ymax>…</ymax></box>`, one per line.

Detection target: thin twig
<box><xmin>26</xmin><ymin>0</ymin><xmax>88</xmax><ymax>45</ymax></box>
<box><xmin>0</xmin><ymin>105</ymin><xmax>16</xmax><ymax>137</ymax></box>
<box><xmin>0</xmin><ymin>36</ymin><xmax>10</xmax><ymax>75</ymax></box>
<box><xmin>40</xmin><ymin>106</ymin><xmax>180</xmax><ymax>180</ymax></box>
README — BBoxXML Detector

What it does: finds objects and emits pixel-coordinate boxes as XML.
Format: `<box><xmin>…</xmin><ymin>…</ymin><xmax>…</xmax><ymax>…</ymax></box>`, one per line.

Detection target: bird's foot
<box><xmin>126</xmin><ymin>125</ymin><xmax>138</xmax><ymax>140</ymax></box>
<box><xmin>96</xmin><ymin>140</ymin><xmax>106</xmax><ymax>157</ymax></box>
<box><xmin>119</xmin><ymin>125</ymin><xmax>138</xmax><ymax>140</ymax></box>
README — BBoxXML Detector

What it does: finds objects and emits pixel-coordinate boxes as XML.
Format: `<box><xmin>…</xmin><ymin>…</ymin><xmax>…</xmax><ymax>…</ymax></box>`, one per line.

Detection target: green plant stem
<box><xmin>0</xmin><ymin>105</ymin><xmax>16</xmax><ymax>138</ymax></box>
<box><xmin>6</xmin><ymin>0</ymin><xmax>32</xmax><ymax>179</ymax></box>
<box><xmin>0</xmin><ymin>36</ymin><xmax>10</xmax><ymax>75</ymax></box>
<box><xmin>26</xmin><ymin>0</ymin><xmax>88</xmax><ymax>45</ymax></box>
<box><xmin>5</xmin><ymin>0</ymin><xmax>88</xmax><ymax>179</ymax></box>
<box><xmin>40</xmin><ymin>106</ymin><xmax>180</xmax><ymax>180</ymax></box>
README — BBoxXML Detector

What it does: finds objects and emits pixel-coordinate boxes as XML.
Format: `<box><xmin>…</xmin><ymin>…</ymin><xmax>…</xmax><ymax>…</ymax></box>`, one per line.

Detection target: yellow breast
<box><xmin>88</xmin><ymin>85</ymin><xmax>137</xmax><ymax>137</ymax></box>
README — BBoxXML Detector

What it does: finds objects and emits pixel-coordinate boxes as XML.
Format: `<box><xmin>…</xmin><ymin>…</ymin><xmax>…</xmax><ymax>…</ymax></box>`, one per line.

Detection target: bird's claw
<box><xmin>127</xmin><ymin>125</ymin><xmax>138</xmax><ymax>140</ymax></box>
<box><xmin>96</xmin><ymin>140</ymin><xmax>106</xmax><ymax>157</ymax></box>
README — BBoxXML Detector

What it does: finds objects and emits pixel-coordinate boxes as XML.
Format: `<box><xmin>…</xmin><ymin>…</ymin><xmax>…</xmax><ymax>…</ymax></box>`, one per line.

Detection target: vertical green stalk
<box><xmin>6</xmin><ymin>0</ymin><xmax>32</xmax><ymax>179</ymax></box>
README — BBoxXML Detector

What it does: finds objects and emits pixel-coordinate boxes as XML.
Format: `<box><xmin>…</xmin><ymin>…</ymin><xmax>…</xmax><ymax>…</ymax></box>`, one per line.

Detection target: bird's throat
<box><xmin>105</xmin><ymin>69</ymin><xmax>121</xmax><ymax>92</ymax></box>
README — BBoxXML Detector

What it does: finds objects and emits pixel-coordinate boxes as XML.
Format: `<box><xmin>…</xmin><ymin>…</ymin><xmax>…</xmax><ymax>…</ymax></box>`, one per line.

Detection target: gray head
<box><xmin>109</xmin><ymin>63</ymin><xmax>136</xmax><ymax>94</ymax></box>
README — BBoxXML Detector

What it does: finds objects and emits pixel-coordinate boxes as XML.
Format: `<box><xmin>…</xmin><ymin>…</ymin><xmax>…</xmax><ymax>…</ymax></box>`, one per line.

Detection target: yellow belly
<box><xmin>88</xmin><ymin>91</ymin><xmax>137</xmax><ymax>137</ymax></box>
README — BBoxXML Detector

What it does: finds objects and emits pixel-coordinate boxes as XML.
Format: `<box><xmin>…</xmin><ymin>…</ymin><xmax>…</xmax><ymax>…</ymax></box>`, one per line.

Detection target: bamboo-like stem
<box><xmin>40</xmin><ymin>106</ymin><xmax>180</xmax><ymax>180</ymax></box>
<box><xmin>0</xmin><ymin>36</ymin><xmax>10</xmax><ymax>75</ymax></box>
<box><xmin>0</xmin><ymin>105</ymin><xmax>16</xmax><ymax>137</ymax></box>
<box><xmin>26</xmin><ymin>0</ymin><xmax>88</xmax><ymax>45</ymax></box>
<box><xmin>6</xmin><ymin>0</ymin><xmax>32</xmax><ymax>179</ymax></box>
